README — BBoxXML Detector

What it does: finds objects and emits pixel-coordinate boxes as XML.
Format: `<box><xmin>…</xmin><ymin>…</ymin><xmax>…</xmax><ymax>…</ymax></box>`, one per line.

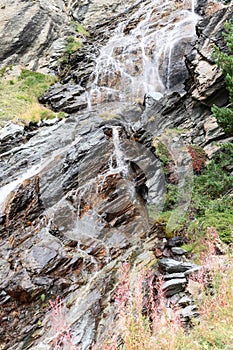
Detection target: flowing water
<box><xmin>110</xmin><ymin>126</ymin><xmax>128</xmax><ymax>176</ymax></box>
<box><xmin>0</xmin><ymin>2</ymin><xmax>201</xmax><ymax>348</ymax></box>
<box><xmin>192</xmin><ymin>0</ymin><xmax>196</xmax><ymax>15</ymax></box>
<box><xmin>87</xmin><ymin>0</ymin><xmax>198</xmax><ymax>107</ymax></box>
<box><xmin>0</xmin><ymin>0</ymin><xmax>198</xmax><ymax>214</ymax></box>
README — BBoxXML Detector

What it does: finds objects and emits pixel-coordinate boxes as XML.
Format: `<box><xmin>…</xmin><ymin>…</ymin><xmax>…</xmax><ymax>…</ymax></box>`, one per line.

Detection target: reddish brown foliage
<box><xmin>188</xmin><ymin>145</ymin><xmax>206</xmax><ymax>173</ymax></box>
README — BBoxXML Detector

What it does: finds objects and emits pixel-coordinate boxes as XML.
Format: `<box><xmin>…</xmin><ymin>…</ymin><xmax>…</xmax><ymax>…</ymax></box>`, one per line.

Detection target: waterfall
<box><xmin>86</xmin><ymin>0</ymin><xmax>198</xmax><ymax>107</ymax></box>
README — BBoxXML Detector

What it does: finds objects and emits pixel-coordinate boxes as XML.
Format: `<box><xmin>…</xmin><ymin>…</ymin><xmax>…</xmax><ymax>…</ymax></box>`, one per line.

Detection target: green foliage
<box><xmin>203</xmin><ymin>202</ymin><xmax>232</xmax><ymax>243</ymax></box>
<box><xmin>0</xmin><ymin>65</ymin><xmax>11</xmax><ymax>77</ymax></box>
<box><xmin>190</xmin><ymin>143</ymin><xmax>233</xmax><ymax>243</ymax></box>
<box><xmin>164</xmin><ymin>183</ymin><xmax>178</xmax><ymax>210</ymax></box>
<box><xmin>65</xmin><ymin>36</ymin><xmax>82</xmax><ymax>55</ymax></box>
<box><xmin>71</xmin><ymin>21</ymin><xmax>90</xmax><ymax>37</ymax></box>
<box><xmin>60</xmin><ymin>23</ymin><xmax>89</xmax><ymax>64</ymax></box>
<box><xmin>211</xmin><ymin>20</ymin><xmax>233</xmax><ymax>135</ymax></box>
<box><xmin>194</xmin><ymin>143</ymin><xmax>233</xmax><ymax>201</ymax></box>
<box><xmin>152</xmin><ymin>139</ymin><xmax>170</xmax><ymax>166</ymax></box>
<box><xmin>61</xmin><ymin>36</ymin><xmax>82</xmax><ymax>63</ymax></box>
<box><xmin>57</xmin><ymin>111</ymin><xmax>66</xmax><ymax>119</ymax></box>
<box><xmin>212</xmin><ymin>104</ymin><xmax>233</xmax><ymax>135</ymax></box>
<box><xmin>0</xmin><ymin>67</ymin><xmax>57</xmax><ymax>126</ymax></box>
<box><xmin>40</xmin><ymin>293</ymin><xmax>46</xmax><ymax>303</ymax></box>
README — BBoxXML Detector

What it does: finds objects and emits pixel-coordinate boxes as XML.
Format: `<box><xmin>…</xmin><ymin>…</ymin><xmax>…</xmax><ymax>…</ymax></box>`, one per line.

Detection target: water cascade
<box><xmin>87</xmin><ymin>0</ymin><xmax>199</xmax><ymax>107</ymax></box>
<box><xmin>2</xmin><ymin>0</ymin><xmax>226</xmax><ymax>348</ymax></box>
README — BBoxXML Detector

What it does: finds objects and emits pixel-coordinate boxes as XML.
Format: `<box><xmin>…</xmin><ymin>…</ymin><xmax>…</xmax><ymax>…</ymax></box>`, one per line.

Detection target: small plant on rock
<box><xmin>49</xmin><ymin>296</ymin><xmax>76</xmax><ymax>349</ymax></box>
<box><xmin>187</xmin><ymin>145</ymin><xmax>206</xmax><ymax>173</ymax></box>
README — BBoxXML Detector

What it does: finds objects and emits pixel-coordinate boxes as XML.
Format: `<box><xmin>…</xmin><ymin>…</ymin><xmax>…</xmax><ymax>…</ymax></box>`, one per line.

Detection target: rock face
<box><xmin>0</xmin><ymin>1</ymin><xmax>232</xmax><ymax>349</ymax></box>
<box><xmin>0</xmin><ymin>0</ymin><xmax>70</xmax><ymax>71</ymax></box>
<box><xmin>41</xmin><ymin>0</ymin><xmax>201</xmax><ymax>110</ymax></box>
<box><xmin>0</xmin><ymin>111</ymin><xmax>165</xmax><ymax>349</ymax></box>
<box><xmin>0</xmin><ymin>0</ymin><xmax>145</xmax><ymax>73</ymax></box>
<box><xmin>186</xmin><ymin>5</ymin><xmax>232</xmax><ymax>106</ymax></box>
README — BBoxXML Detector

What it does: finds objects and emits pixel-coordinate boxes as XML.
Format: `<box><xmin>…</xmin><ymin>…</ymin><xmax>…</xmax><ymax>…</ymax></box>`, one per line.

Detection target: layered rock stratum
<box><xmin>0</xmin><ymin>0</ymin><xmax>232</xmax><ymax>349</ymax></box>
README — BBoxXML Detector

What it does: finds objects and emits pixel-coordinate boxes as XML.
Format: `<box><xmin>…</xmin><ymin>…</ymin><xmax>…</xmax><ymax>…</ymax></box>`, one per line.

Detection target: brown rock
<box><xmin>3</xmin><ymin>176</ymin><xmax>44</xmax><ymax>233</ymax></box>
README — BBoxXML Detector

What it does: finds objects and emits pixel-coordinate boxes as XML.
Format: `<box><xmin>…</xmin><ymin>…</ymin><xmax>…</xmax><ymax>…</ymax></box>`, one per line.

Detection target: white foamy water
<box><xmin>0</xmin><ymin>163</ymin><xmax>42</xmax><ymax>210</ymax></box>
<box><xmin>86</xmin><ymin>0</ymin><xmax>199</xmax><ymax>107</ymax></box>
<box><xmin>111</xmin><ymin>126</ymin><xmax>128</xmax><ymax>176</ymax></box>
<box><xmin>0</xmin><ymin>137</ymin><xmax>81</xmax><ymax>212</ymax></box>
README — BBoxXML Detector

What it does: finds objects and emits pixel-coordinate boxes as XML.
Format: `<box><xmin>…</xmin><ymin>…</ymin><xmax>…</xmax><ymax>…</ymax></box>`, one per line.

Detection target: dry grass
<box><xmin>0</xmin><ymin>67</ymin><xmax>57</xmax><ymax>127</ymax></box>
<box><xmin>18</xmin><ymin>103</ymin><xmax>56</xmax><ymax>124</ymax></box>
<box><xmin>93</xmin><ymin>227</ymin><xmax>233</xmax><ymax>350</ymax></box>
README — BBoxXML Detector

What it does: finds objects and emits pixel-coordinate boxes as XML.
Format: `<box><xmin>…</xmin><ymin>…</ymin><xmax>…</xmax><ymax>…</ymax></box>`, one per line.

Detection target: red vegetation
<box><xmin>188</xmin><ymin>145</ymin><xmax>207</xmax><ymax>173</ymax></box>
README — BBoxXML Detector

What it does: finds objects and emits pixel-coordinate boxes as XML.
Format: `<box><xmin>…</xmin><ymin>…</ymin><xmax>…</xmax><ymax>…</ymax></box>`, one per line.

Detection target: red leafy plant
<box><xmin>187</xmin><ymin>145</ymin><xmax>207</xmax><ymax>173</ymax></box>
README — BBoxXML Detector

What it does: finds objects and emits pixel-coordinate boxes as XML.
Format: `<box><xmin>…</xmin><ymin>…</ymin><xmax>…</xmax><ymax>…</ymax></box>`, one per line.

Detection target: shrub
<box><xmin>190</xmin><ymin>143</ymin><xmax>233</xmax><ymax>242</ymax></box>
<box><xmin>187</xmin><ymin>145</ymin><xmax>206</xmax><ymax>173</ymax></box>
<box><xmin>193</xmin><ymin>143</ymin><xmax>232</xmax><ymax>199</ymax></box>
<box><xmin>211</xmin><ymin>20</ymin><xmax>233</xmax><ymax>136</ymax></box>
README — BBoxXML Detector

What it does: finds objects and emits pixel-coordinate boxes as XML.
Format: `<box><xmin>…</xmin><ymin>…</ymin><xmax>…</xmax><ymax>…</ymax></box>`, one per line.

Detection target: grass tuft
<box><xmin>0</xmin><ymin>67</ymin><xmax>57</xmax><ymax>127</ymax></box>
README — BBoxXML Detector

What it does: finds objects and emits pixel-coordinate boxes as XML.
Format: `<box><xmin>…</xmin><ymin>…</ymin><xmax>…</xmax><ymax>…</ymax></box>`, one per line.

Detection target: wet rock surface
<box><xmin>0</xmin><ymin>1</ymin><xmax>232</xmax><ymax>349</ymax></box>
<box><xmin>0</xmin><ymin>109</ymin><xmax>165</xmax><ymax>348</ymax></box>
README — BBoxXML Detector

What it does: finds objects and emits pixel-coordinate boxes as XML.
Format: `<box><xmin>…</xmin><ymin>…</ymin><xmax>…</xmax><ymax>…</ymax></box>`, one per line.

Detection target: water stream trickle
<box><xmin>0</xmin><ymin>163</ymin><xmax>42</xmax><ymax>210</ymax></box>
<box><xmin>191</xmin><ymin>0</ymin><xmax>196</xmax><ymax>16</ymax></box>
<box><xmin>111</xmin><ymin>126</ymin><xmax>128</xmax><ymax>176</ymax></box>
<box><xmin>0</xmin><ymin>137</ymin><xmax>81</xmax><ymax>213</ymax></box>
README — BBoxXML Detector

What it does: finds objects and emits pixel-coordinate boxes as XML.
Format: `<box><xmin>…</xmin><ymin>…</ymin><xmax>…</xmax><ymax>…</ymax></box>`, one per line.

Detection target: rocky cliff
<box><xmin>0</xmin><ymin>1</ymin><xmax>232</xmax><ymax>349</ymax></box>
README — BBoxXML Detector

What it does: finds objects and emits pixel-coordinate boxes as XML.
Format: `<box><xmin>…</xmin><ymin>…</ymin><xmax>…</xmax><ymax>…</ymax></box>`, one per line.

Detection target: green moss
<box><xmin>65</xmin><ymin>36</ymin><xmax>82</xmax><ymax>55</ymax></box>
<box><xmin>152</xmin><ymin>139</ymin><xmax>170</xmax><ymax>166</ymax></box>
<box><xmin>72</xmin><ymin>22</ymin><xmax>90</xmax><ymax>37</ymax></box>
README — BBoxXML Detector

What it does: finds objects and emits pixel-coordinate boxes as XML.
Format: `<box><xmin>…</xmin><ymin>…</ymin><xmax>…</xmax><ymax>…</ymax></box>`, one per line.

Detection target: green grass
<box><xmin>72</xmin><ymin>22</ymin><xmax>90</xmax><ymax>37</ymax></box>
<box><xmin>0</xmin><ymin>67</ymin><xmax>57</xmax><ymax>127</ymax></box>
